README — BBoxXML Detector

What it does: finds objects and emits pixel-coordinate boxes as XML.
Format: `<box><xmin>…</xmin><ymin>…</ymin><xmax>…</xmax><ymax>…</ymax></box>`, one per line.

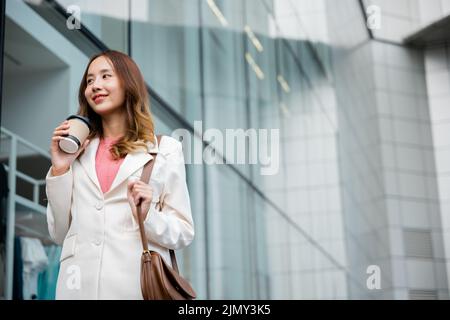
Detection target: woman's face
<box><xmin>84</xmin><ymin>56</ymin><xmax>125</xmax><ymax>116</ymax></box>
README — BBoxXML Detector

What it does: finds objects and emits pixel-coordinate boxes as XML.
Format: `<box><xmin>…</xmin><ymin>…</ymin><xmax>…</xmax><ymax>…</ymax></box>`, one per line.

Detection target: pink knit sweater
<box><xmin>95</xmin><ymin>137</ymin><xmax>125</xmax><ymax>193</ymax></box>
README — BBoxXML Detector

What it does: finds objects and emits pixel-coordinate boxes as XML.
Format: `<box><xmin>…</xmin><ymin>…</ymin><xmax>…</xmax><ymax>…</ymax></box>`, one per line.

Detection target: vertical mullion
<box><xmin>197</xmin><ymin>0</ymin><xmax>210</xmax><ymax>300</ymax></box>
<box><xmin>0</xmin><ymin>0</ymin><xmax>6</xmax><ymax>126</ymax></box>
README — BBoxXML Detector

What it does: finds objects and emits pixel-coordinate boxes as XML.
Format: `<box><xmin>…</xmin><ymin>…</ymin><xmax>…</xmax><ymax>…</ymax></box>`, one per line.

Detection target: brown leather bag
<box><xmin>137</xmin><ymin>135</ymin><xmax>196</xmax><ymax>300</ymax></box>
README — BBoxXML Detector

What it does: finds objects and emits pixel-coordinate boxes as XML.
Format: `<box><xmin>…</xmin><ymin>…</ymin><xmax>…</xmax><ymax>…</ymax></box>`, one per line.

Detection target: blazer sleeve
<box><xmin>45</xmin><ymin>166</ymin><xmax>73</xmax><ymax>245</ymax></box>
<box><xmin>144</xmin><ymin>140</ymin><xmax>195</xmax><ymax>250</ymax></box>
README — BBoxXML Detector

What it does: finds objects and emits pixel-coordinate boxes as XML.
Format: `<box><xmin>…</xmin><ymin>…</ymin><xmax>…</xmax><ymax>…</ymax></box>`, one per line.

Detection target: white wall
<box><xmin>371</xmin><ymin>40</ymin><xmax>448</xmax><ymax>299</ymax></box>
<box><xmin>326</xmin><ymin>0</ymin><xmax>449</xmax><ymax>300</ymax></box>
<box><xmin>425</xmin><ymin>45</ymin><xmax>450</xmax><ymax>299</ymax></box>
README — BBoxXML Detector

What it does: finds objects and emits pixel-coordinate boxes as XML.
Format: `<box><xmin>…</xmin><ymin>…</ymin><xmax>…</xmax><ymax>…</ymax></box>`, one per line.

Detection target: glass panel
<box><xmin>205</xmin><ymin>163</ymin><xmax>255</xmax><ymax>298</ymax></box>
<box><xmin>200</xmin><ymin>0</ymin><xmax>249</xmax><ymax>176</ymax></box>
<box><xmin>55</xmin><ymin>0</ymin><xmax>129</xmax><ymax>52</ymax></box>
<box><xmin>131</xmin><ymin>0</ymin><xmax>202</xmax><ymax>124</ymax></box>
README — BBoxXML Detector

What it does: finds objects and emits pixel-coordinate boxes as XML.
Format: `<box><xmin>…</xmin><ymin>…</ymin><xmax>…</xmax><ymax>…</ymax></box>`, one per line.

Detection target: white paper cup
<box><xmin>59</xmin><ymin>115</ymin><xmax>92</xmax><ymax>154</ymax></box>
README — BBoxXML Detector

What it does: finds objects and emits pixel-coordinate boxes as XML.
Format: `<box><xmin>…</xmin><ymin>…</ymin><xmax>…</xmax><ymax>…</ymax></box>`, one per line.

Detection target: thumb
<box><xmin>81</xmin><ymin>139</ymin><xmax>90</xmax><ymax>150</ymax></box>
<box><xmin>127</xmin><ymin>179</ymin><xmax>137</xmax><ymax>193</ymax></box>
<box><xmin>75</xmin><ymin>139</ymin><xmax>90</xmax><ymax>158</ymax></box>
<box><xmin>127</xmin><ymin>177</ymin><xmax>140</xmax><ymax>189</ymax></box>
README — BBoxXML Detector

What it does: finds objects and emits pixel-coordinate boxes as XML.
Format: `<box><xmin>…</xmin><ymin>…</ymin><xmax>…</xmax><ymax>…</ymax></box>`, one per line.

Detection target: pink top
<box><xmin>95</xmin><ymin>137</ymin><xmax>125</xmax><ymax>193</ymax></box>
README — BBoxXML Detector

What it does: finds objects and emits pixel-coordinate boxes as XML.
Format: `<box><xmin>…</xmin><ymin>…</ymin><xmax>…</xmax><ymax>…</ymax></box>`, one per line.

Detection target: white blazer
<box><xmin>45</xmin><ymin>134</ymin><xmax>194</xmax><ymax>300</ymax></box>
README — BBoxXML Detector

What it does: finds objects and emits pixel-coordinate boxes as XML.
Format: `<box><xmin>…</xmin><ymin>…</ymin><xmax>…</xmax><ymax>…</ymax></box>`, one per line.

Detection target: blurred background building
<box><xmin>0</xmin><ymin>0</ymin><xmax>449</xmax><ymax>299</ymax></box>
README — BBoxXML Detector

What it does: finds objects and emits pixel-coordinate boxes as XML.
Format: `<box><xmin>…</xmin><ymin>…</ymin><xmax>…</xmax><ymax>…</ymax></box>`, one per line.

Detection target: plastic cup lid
<box><xmin>66</xmin><ymin>115</ymin><xmax>92</xmax><ymax>130</ymax></box>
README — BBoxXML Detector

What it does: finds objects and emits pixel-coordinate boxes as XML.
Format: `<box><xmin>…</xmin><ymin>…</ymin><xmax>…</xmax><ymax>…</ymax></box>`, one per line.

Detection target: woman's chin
<box><xmin>91</xmin><ymin>104</ymin><xmax>116</xmax><ymax>115</ymax></box>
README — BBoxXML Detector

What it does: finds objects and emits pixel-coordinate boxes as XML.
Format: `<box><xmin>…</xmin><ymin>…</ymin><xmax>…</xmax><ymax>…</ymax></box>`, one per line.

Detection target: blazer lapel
<box><xmin>106</xmin><ymin>151</ymin><xmax>152</xmax><ymax>194</ymax></box>
<box><xmin>79</xmin><ymin>136</ymin><xmax>102</xmax><ymax>193</ymax></box>
<box><xmin>106</xmin><ymin>134</ymin><xmax>159</xmax><ymax>194</ymax></box>
<box><xmin>78</xmin><ymin>134</ymin><xmax>160</xmax><ymax>195</ymax></box>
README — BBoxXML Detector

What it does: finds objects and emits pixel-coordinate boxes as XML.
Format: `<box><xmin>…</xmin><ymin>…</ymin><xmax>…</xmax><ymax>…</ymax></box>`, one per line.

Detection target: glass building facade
<box><xmin>1</xmin><ymin>0</ymin><xmax>450</xmax><ymax>299</ymax></box>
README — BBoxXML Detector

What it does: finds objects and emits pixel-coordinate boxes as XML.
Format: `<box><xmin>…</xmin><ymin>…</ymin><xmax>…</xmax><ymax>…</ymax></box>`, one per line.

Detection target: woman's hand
<box><xmin>50</xmin><ymin>120</ymin><xmax>90</xmax><ymax>176</ymax></box>
<box><xmin>127</xmin><ymin>179</ymin><xmax>153</xmax><ymax>221</ymax></box>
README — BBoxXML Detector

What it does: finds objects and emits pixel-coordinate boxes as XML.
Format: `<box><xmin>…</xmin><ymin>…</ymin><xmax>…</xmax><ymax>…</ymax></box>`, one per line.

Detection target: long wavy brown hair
<box><xmin>77</xmin><ymin>50</ymin><xmax>155</xmax><ymax>159</ymax></box>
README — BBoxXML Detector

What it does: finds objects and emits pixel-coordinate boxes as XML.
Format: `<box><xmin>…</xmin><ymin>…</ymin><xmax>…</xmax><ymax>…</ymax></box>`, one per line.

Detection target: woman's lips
<box><xmin>94</xmin><ymin>95</ymin><xmax>107</xmax><ymax>104</ymax></box>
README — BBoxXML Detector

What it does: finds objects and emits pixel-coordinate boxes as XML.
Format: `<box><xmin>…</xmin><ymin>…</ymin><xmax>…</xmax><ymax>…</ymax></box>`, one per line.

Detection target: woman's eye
<box><xmin>103</xmin><ymin>74</ymin><xmax>111</xmax><ymax>79</ymax></box>
<box><xmin>87</xmin><ymin>79</ymin><xmax>93</xmax><ymax>84</ymax></box>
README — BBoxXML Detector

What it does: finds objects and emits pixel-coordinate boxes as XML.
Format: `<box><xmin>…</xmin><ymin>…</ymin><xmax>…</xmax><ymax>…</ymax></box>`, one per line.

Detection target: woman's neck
<box><xmin>101</xmin><ymin>112</ymin><xmax>127</xmax><ymax>139</ymax></box>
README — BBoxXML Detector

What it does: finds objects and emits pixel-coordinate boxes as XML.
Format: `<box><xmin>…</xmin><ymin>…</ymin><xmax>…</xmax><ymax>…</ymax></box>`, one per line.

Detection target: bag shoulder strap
<box><xmin>139</xmin><ymin>135</ymin><xmax>161</xmax><ymax>184</ymax></box>
<box><xmin>138</xmin><ymin>135</ymin><xmax>180</xmax><ymax>273</ymax></box>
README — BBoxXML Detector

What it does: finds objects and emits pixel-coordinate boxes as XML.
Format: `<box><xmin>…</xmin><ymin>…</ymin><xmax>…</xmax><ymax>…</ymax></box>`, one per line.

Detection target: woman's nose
<box><xmin>91</xmin><ymin>77</ymin><xmax>103</xmax><ymax>90</ymax></box>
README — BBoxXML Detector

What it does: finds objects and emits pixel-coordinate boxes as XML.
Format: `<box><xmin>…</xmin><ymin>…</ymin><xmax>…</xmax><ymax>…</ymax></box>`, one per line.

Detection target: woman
<box><xmin>45</xmin><ymin>50</ymin><xmax>194</xmax><ymax>299</ymax></box>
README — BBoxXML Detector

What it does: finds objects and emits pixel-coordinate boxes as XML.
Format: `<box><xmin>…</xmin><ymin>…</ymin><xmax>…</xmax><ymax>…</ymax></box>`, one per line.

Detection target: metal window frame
<box><xmin>0</xmin><ymin>0</ymin><xmax>5</xmax><ymax>127</ymax></box>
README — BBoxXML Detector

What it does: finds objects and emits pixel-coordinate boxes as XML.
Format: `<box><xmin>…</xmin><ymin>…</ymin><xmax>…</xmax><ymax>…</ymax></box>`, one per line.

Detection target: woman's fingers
<box><xmin>133</xmin><ymin>183</ymin><xmax>148</xmax><ymax>190</ymax></box>
<box><xmin>55</xmin><ymin>122</ymin><xmax>67</xmax><ymax>129</ymax></box>
<box><xmin>134</xmin><ymin>192</ymin><xmax>143</xmax><ymax>205</ymax></box>
<box><xmin>53</xmin><ymin>128</ymin><xmax>70</xmax><ymax>138</ymax></box>
<box><xmin>127</xmin><ymin>180</ymin><xmax>137</xmax><ymax>192</ymax></box>
<box><xmin>132</xmin><ymin>186</ymin><xmax>150</xmax><ymax>197</ymax></box>
<box><xmin>128</xmin><ymin>181</ymin><xmax>139</xmax><ymax>200</ymax></box>
<box><xmin>132</xmin><ymin>185</ymin><xmax>152</xmax><ymax>197</ymax></box>
<box><xmin>133</xmin><ymin>182</ymin><xmax>152</xmax><ymax>192</ymax></box>
<box><xmin>128</xmin><ymin>181</ymin><xmax>152</xmax><ymax>202</ymax></box>
<box><xmin>55</xmin><ymin>121</ymin><xmax>69</xmax><ymax>130</ymax></box>
<box><xmin>53</xmin><ymin>121</ymin><xmax>70</xmax><ymax>133</ymax></box>
<box><xmin>53</xmin><ymin>130</ymin><xmax>70</xmax><ymax>137</ymax></box>
<box><xmin>80</xmin><ymin>139</ymin><xmax>90</xmax><ymax>151</ymax></box>
<box><xmin>132</xmin><ymin>186</ymin><xmax>152</xmax><ymax>204</ymax></box>
<box><xmin>53</xmin><ymin>127</ymin><xmax>68</xmax><ymax>133</ymax></box>
<box><xmin>130</xmin><ymin>180</ymin><xmax>148</xmax><ymax>190</ymax></box>
<box><xmin>134</xmin><ymin>192</ymin><xmax>148</xmax><ymax>205</ymax></box>
<box><xmin>50</xmin><ymin>122</ymin><xmax>69</xmax><ymax>148</ymax></box>
<box><xmin>54</xmin><ymin>126</ymin><xmax>69</xmax><ymax>132</ymax></box>
<box><xmin>73</xmin><ymin>139</ymin><xmax>90</xmax><ymax>157</ymax></box>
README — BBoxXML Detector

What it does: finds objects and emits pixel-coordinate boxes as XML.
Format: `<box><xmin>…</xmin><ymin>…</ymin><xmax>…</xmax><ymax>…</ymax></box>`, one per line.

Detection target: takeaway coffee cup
<box><xmin>58</xmin><ymin>115</ymin><xmax>92</xmax><ymax>154</ymax></box>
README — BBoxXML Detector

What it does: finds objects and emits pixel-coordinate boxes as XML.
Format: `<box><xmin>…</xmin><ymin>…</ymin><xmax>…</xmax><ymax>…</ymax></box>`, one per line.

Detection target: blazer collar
<box><xmin>78</xmin><ymin>134</ymin><xmax>159</xmax><ymax>195</ymax></box>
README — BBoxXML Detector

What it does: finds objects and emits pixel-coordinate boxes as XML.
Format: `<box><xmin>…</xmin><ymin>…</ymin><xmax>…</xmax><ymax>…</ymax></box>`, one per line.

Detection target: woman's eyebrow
<box><xmin>87</xmin><ymin>68</ymin><xmax>113</xmax><ymax>77</ymax></box>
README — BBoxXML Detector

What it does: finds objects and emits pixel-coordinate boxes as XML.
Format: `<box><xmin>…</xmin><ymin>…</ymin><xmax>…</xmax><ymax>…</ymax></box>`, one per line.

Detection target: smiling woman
<box><xmin>85</xmin><ymin>61</ymin><xmax>125</xmax><ymax>117</ymax></box>
<box><xmin>78</xmin><ymin>50</ymin><xmax>155</xmax><ymax>159</ymax></box>
<box><xmin>45</xmin><ymin>50</ymin><xmax>195</xmax><ymax>299</ymax></box>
